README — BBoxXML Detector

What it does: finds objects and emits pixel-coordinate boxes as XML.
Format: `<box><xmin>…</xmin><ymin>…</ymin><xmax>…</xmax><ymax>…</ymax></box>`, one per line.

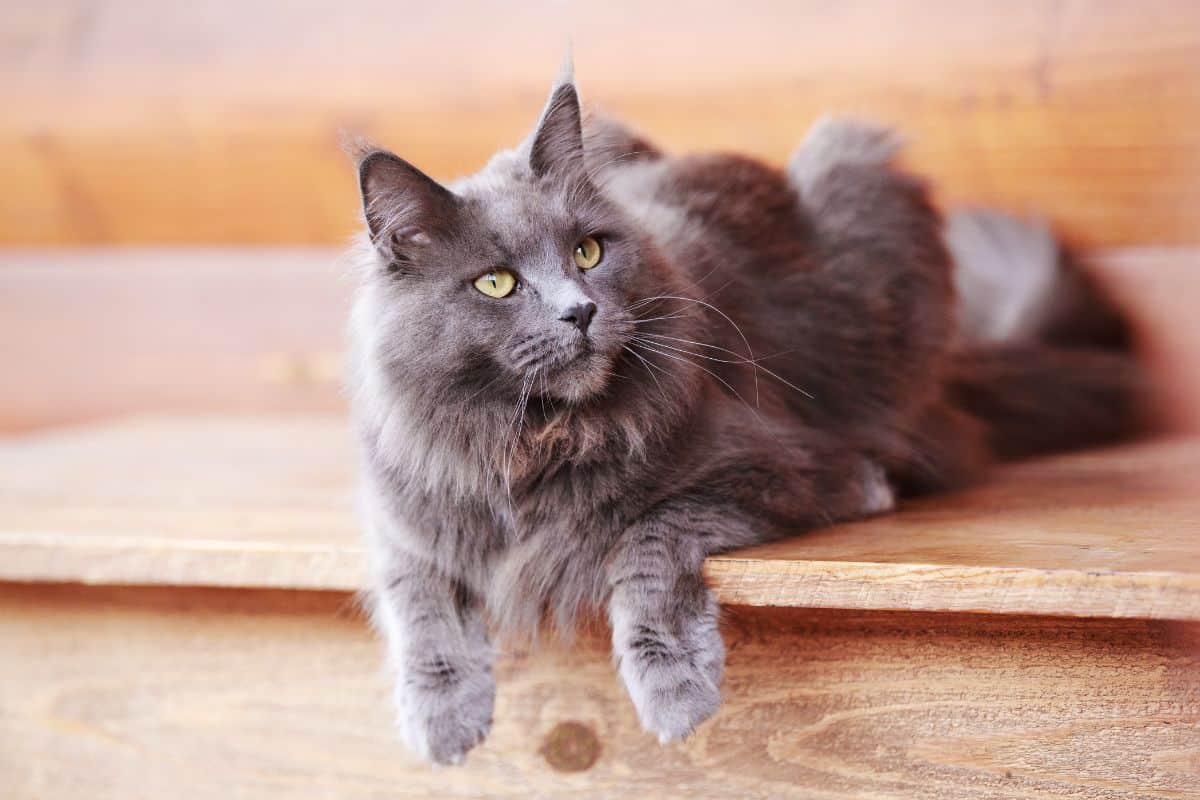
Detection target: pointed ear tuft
<box><xmin>357</xmin><ymin>150</ymin><xmax>459</xmax><ymax>264</ymax></box>
<box><xmin>529</xmin><ymin>82</ymin><xmax>585</xmax><ymax>179</ymax></box>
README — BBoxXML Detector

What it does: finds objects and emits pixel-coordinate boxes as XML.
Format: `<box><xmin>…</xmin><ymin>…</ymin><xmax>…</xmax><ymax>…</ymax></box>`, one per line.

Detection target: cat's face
<box><xmin>355</xmin><ymin>82</ymin><xmax>655</xmax><ymax>405</ymax></box>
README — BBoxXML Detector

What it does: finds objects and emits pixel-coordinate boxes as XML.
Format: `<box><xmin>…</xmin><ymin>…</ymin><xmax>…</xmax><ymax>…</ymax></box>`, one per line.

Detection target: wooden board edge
<box><xmin>0</xmin><ymin>534</ymin><xmax>366</xmax><ymax>592</ymax></box>
<box><xmin>704</xmin><ymin>557</ymin><xmax>1200</xmax><ymax>621</ymax></box>
<box><xmin>4</xmin><ymin>533</ymin><xmax>1200</xmax><ymax>621</ymax></box>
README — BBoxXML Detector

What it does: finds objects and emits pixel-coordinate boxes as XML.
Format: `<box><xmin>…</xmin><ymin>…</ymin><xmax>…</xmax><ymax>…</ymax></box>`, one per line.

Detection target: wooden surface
<box><xmin>2</xmin><ymin>246</ymin><xmax>1198</xmax><ymax>434</ymax></box>
<box><xmin>706</xmin><ymin>436</ymin><xmax>1200</xmax><ymax>619</ymax></box>
<box><xmin>2</xmin><ymin>415</ymin><xmax>1199</xmax><ymax>620</ymax></box>
<box><xmin>0</xmin><ymin>417</ymin><xmax>363</xmax><ymax>590</ymax></box>
<box><xmin>2</xmin><ymin>0</ymin><xmax>1198</xmax><ymax>246</ymax></box>
<box><xmin>1</xmin><ymin>584</ymin><xmax>1196</xmax><ymax>799</ymax></box>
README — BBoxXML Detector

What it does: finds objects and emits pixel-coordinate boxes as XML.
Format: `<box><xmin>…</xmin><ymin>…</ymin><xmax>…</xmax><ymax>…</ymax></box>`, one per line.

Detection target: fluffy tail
<box><xmin>946</xmin><ymin>344</ymin><xmax>1150</xmax><ymax>460</ymax></box>
<box><xmin>943</xmin><ymin>209</ymin><xmax>1153</xmax><ymax>461</ymax></box>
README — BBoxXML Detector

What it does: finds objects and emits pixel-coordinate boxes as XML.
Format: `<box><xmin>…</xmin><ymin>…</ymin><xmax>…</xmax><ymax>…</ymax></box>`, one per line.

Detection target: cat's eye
<box><xmin>473</xmin><ymin>269</ymin><xmax>517</xmax><ymax>298</ymax></box>
<box><xmin>573</xmin><ymin>236</ymin><xmax>603</xmax><ymax>270</ymax></box>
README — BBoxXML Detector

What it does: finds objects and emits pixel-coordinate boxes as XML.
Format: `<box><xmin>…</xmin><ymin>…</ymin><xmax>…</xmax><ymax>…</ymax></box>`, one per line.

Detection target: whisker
<box><xmin>622</xmin><ymin>344</ymin><xmax>670</xmax><ymax>404</ymax></box>
<box><xmin>631</xmin><ymin>342</ymin><xmax>757</xmax><ymax>416</ymax></box>
<box><xmin>508</xmin><ymin>377</ymin><xmax>534</xmax><ymax>492</ymax></box>
<box><xmin>632</xmin><ymin>334</ymin><xmax>756</xmax><ymax>364</ymax></box>
<box><xmin>634</xmin><ymin>333</ymin><xmax>813</xmax><ymax>399</ymax></box>
<box><xmin>630</xmin><ymin>342</ymin><xmax>789</xmax><ymax>450</ymax></box>
<box><xmin>538</xmin><ymin>370</ymin><xmax>550</xmax><ymax>418</ymax></box>
<box><xmin>630</xmin><ymin>335</ymin><xmax>783</xmax><ymax>401</ymax></box>
<box><xmin>698</xmin><ymin>277</ymin><xmax>736</xmax><ymax>302</ymax></box>
<box><xmin>496</xmin><ymin>375</ymin><xmax>533</xmax><ymax>502</ymax></box>
<box><xmin>637</xmin><ymin>332</ymin><xmax>780</xmax><ymax>360</ymax></box>
<box><xmin>628</xmin><ymin>294</ymin><xmax>669</xmax><ymax>311</ymax></box>
<box><xmin>626</xmin><ymin>295</ymin><xmax>761</xmax><ymax>407</ymax></box>
<box><xmin>630</xmin><ymin>312</ymin><xmax>691</xmax><ymax>325</ymax></box>
<box><xmin>629</xmin><ymin>336</ymin><xmax>767</xmax><ymax>382</ymax></box>
<box><xmin>686</xmin><ymin>263</ymin><xmax>724</xmax><ymax>292</ymax></box>
<box><xmin>459</xmin><ymin>373</ymin><xmax>509</xmax><ymax>407</ymax></box>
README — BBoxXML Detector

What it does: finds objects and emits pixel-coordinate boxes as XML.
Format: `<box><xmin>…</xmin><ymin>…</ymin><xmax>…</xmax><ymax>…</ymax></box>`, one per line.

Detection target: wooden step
<box><xmin>2</xmin><ymin>415</ymin><xmax>1198</xmax><ymax>620</ymax></box>
<box><xmin>3</xmin><ymin>416</ymin><xmax>1198</xmax><ymax>797</ymax></box>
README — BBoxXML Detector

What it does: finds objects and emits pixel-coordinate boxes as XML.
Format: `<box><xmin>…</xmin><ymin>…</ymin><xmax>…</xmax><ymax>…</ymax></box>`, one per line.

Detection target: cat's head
<box><xmin>353</xmin><ymin>77</ymin><xmax>664</xmax><ymax>407</ymax></box>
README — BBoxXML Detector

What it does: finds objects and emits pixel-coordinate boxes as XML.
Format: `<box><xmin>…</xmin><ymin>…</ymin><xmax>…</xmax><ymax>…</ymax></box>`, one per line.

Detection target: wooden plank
<box><xmin>1</xmin><ymin>416</ymin><xmax>1199</xmax><ymax>619</ymax></box>
<box><xmin>2</xmin><ymin>0</ymin><xmax>1198</xmax><ymax>246</ymax></box>
<box><xmin>2</xmin><ymin>246</ymin><xmax>1197</xmax><ymax>434</ymax></box>
<box><xmin>1</xmin><ymin>584</ymin><xmax>1196</xmax><ymax>798</ymax></box>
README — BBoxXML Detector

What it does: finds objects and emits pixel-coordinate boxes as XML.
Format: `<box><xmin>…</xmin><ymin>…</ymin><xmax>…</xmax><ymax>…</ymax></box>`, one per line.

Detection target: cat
<box><xmin>346</xmin><ymin>67</ymin><xmax>1147</xmax><ymax>764</ymax></box>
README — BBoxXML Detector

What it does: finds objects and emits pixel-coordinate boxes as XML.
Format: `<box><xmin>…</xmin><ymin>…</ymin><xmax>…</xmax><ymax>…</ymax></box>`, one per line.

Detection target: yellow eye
<box><xmin>473</xmin><ymin>269</ymin><xmax>516</xmax><ymax>298</ymax></box>
<box><xmin>573</xmin><ymin>236</ymin><xmax>603</xmax><ymax>270</ymax></box>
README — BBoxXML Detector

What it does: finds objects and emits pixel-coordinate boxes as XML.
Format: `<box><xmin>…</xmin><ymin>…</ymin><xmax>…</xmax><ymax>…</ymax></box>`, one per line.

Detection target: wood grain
<box><xmin>2</xmin><ymin>0</ymin><xmax>1198</xmax><ymax>246</ymax></box>
<box><xmin>1</xmin><ymin>584</ymin><xmax>1196</xmax><ymax>799</ymax></box>
<box><xmin>2</xmin><ymin>415</ymin><xmax>1199</xmax><ymax>620</ymax></box>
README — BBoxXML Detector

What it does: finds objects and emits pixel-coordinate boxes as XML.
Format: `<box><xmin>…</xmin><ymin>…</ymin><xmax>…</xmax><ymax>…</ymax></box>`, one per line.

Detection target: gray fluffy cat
<box><xmin>347</xmin><ymin>69</ymin><xmax>1144</xmax><ymax>764</ymax></box>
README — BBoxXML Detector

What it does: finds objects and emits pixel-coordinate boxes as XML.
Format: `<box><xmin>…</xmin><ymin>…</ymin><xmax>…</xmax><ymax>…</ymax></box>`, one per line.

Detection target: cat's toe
<box><xmin>634</xmin><ymin>672</ymin><xmax>722</xmax><ymax>744</ymax></box>
<box><xmin>421</xmin><ymin>703</ymin><xmax>493</xmax><ymax>765</ymax></box>
<box><xmin>394</xmin><ymin>667</ymin><xmax>495</xmax><ymax>765</ymax></box>
<box><xmin>618</xmin><ymin>636</ymin><xmax>724</xmax><ymax>743</ymax></box>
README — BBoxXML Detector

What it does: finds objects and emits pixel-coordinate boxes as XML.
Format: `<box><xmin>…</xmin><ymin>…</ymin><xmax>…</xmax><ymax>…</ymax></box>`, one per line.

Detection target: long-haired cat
<box><xmin>347</xmin><ymin>67</ymin><xmax>1147</xmax><ymax>764</ymax></box>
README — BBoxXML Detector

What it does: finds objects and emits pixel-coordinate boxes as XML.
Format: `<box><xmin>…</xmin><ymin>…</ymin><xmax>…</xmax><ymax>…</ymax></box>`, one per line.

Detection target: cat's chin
<box><xmin>539</xmin><ymin>351</ymin><xmax>614</xmax><ymax>405</ymax></box>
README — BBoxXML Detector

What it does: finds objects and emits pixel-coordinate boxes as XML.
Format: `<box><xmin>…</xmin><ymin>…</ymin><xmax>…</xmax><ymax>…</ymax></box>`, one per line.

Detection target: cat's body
<box><xmin>348</xmin><ymin>74</ymin><xmax>1145</xmax><ymax>764</ymax></box>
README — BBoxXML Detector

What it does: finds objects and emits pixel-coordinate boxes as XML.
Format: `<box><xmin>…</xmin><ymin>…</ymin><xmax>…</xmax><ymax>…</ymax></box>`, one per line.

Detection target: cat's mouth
<box><xmin>533</xmin><ymin>341</ymin><xmax>614</xmax><ymax>403</ymax></box>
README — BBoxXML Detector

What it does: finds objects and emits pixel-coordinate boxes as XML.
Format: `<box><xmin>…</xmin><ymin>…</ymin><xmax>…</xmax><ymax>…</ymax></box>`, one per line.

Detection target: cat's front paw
<box><xmin>628</xmin><ymin>659</ymin><xmax>723</xmax><ymax>744</ymax></box>
<box><xmin>615</xmin><ymin>606</ymin><xmax>725</xmax><ymax>744</ymax></box>
<box><xmin>393</xmin><ymin>655</ymin><xmax>495</xmax><ymax>765</ymax></box>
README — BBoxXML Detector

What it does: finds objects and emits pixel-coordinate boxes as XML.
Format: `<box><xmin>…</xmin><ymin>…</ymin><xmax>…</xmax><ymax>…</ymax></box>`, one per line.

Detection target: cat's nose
<box><xmin>559</xmin><ymin>301</ymin><xmax>597</xmax><ymax>335</ymax></box>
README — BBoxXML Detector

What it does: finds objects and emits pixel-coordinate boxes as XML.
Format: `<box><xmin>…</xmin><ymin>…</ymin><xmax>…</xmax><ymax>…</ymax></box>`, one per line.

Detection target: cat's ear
<box><xmin>357</xmin><ymin>149</ymin><xmax>459</xmax><ymax>263</ymax></box>
<box><xmin>529</xmin><ymin>78</ymin><xmax>585</xmax><ymax>179</ymax></box>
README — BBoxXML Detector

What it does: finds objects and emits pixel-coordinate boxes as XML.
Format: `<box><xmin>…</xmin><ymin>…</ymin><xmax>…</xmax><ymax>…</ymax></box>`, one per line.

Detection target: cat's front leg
<box><xmin>370</xmin><ymin>555</ymin><xmax>495</xmax><ymax>765</ymax></box>
<box><xmin>605</xmin><ymin>516</ymin><xmax>724</xmax><ymax>743</ymax></box>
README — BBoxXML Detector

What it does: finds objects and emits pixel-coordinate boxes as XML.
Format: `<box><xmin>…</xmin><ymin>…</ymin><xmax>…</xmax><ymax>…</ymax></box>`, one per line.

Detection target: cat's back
<box><xmin>601</xmin><ymin>151</ymin><xmax>815</xmax><ymax>283</ymax></box>
<box><xmin>665</xmin><ymin>153</ymin><xmax>808</xmax><ymax>243</ymax></box>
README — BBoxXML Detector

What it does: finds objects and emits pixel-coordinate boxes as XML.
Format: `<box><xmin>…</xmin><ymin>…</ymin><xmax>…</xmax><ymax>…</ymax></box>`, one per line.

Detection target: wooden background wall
<box><xmin>1</xmin><ymin>0</ymin><xmax>1198</xmax><ymax>431</ymax></box>
<box><xmin>4</xmin><ymin>0</ymin><xmax>1198</xmax><ymax>247</ymax></box>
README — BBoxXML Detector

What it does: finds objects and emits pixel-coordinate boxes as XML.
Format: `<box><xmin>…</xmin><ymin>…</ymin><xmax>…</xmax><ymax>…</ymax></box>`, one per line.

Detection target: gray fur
<box><xmin>788</xmin><ymin>116</ymin><xmax>902</xmax><ymax>204</ymax></box>
<box><xmin>945</xmin><ymin>208</ymin><xmax>1060</xmax><ymax>344</ymax></box>
<box><xmin>347</xmin><ymin>75</ymin><xmax>1141</xmax><ymax>764</ymax></box>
